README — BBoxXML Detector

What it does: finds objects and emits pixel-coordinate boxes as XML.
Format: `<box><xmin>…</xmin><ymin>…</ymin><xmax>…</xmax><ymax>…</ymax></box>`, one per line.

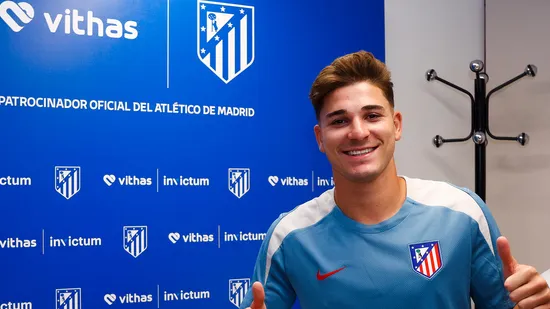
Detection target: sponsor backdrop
<box><xmin>0</xmin><ymin>0</ymin><xmax>385</xmax><ymax>308</ymax></box>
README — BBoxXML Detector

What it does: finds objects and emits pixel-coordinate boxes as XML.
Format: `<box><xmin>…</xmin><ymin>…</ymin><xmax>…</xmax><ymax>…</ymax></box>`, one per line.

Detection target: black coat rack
<box><xmin>425</xmin><ymin>60</ymin><xmax>538</xmax><ymax>202</ymax></box>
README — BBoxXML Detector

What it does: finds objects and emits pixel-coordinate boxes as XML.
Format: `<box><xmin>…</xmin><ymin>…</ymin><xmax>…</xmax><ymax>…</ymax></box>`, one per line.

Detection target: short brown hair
<box><xmin>308</xmin><ymin>50</ymin><xmax>394</xmax><ymax>121</ymax></box>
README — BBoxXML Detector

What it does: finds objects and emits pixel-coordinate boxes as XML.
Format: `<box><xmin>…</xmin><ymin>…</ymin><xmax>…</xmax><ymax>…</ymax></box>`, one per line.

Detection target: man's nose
<box><xmin>347</xmin><ymin>119</ymin><xmax>370</xmax><ymax>140</ymax></box>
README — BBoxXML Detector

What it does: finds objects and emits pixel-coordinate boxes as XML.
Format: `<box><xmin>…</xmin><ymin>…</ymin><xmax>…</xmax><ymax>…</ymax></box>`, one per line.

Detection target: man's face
<box><xmin>314</xmin><ymin>81</ymin><xmax>402</xmax><ymax>183</ymax></box>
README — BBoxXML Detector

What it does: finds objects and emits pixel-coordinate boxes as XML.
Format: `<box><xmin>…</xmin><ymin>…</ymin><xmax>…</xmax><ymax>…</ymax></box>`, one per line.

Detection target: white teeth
<box><xmin>346</xmin><ymin>148</ymin><xmax>375</xmax><ymax>156</ymax></box>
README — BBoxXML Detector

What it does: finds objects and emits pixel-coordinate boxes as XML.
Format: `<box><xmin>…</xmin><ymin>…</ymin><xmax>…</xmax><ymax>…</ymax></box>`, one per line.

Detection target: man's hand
<box><xmin>497</xmin><ymin>236</ymin><xmax>550</xmax><ymax>309</ymax></box>
<box><xmin>245</xmin><ymin>281</ymin><xmax>267</xmax><ymax>309</ymax></box>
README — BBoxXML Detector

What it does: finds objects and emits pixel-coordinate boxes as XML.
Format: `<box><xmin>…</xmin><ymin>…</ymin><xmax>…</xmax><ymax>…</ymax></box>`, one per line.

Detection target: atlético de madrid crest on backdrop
<box><xmin>229</xmin><ymin>278</ymin><xmax>250</xmax><ymax>308</ymax></box>
<box><xmin>56</xmin><ymin>288</ymin><xmax>81</xmax><ymax>309</ymax></box>
<box><xmin>197</xmin><ymin>0</ymin><xmax>255</xmax><ymax>83</ymax></box>
<box><xmin>55</xmin><ymin>166</ymin><xmax>81</xmax><ymax>200</ymax></box>
<box><xmin>123</xmin><ymin>226</ymin><xmax>148</xmax><ymax>258</ymax></box>
<box><xmin>228</xmin><ymin>168</ymin><xmax>250</xmax><ymax>198</ymax></box>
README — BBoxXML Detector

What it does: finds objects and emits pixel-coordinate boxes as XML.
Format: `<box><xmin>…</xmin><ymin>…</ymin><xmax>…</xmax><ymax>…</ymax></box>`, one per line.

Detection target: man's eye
<box><xmin>367</xmin><ymin>114</ymin><xmax>380</xmax><ymax>119</ymax></box>
<box><xmin>331</xmin><ymin>119</ymin><xmax>346</xmax><ymax>125</ymax></box>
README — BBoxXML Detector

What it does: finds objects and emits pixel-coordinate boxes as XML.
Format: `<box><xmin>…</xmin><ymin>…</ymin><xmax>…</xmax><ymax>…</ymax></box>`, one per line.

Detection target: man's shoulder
<box><xmin>266</xmin><ymin>188</ymin><xmax>336</xmax><ymax>243</ymax></box>
<box><xmin>403</xmin><ymin>175</ymin><xmax>485</xmax><ymax>214</ymax></box>
<box><xmin>403</xmin><ymin>175</ymin><xmax>498</xmax><ymax>245</ymax></box>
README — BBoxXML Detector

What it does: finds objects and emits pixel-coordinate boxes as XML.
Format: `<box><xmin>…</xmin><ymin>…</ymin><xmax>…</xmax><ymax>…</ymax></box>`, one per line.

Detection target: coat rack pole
<box><xmin>474</xmin><ymin>70</ymin><xmax>487</xmax><ymax>201</ymax></box>
<box><xmin>426</xmin><ymin>60</ymin><xmax>537</xmax><ymax>202</ymax></box>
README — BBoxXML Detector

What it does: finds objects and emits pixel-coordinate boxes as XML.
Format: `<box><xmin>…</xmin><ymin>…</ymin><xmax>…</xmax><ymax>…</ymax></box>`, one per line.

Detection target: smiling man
<box><xmin>240</xmin><ymin>51</ymin><xmax>550</xmax><ymax>309</ymax></box>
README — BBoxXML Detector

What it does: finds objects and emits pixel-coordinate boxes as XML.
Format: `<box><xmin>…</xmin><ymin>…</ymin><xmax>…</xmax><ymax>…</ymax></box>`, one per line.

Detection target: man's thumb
<box><xmin>250</xmin><ymin>281</ymin><xmax>265</xmax><ymax>308</ymax></box>
<box><xmin>497</xmin><ymin>236</ymin><xmax>518</xmax><ymax>278</ymax></box>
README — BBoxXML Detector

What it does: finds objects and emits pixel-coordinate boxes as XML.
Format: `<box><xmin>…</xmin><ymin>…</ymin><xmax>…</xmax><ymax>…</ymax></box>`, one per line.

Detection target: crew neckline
<box><xmin>328</xmin><ymin>176</ymin><xmax>414</xmax><ymax>234</ymax></box>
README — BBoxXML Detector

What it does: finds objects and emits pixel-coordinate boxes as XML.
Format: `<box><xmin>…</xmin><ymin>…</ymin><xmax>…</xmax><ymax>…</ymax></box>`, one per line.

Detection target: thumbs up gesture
<box><xmin>245</xmin><ymin>282</ymin><xmax>267</xmax><ymax>309</ymax></box>
<box><xmin>497</xmin><ymin>236</ymin><xmax>550</xmax><ymax>308</ymax></box>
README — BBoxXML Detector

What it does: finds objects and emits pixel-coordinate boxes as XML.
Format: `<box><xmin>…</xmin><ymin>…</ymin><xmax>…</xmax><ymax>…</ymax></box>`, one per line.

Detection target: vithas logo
<box><xmin>0</xmin><ymin>237</ymin><xmax>37</xmax><ymax>249</ymax></box>
<box><xmin>168</xmin><ymin>232</ymin><xmax>214</xmax><ymax>244</ymax></box>
<box><xmin>104</xmin><ymin>293</ymin><xmax>153</xmax><ymax>305</ymax></box>
<box><xmin>0</xmin><ymin>1</ymin><xmax>34</xmax><ymax>32</ymax></box>
<box><xmin>103</xmin><ymin>174</ymin><xmax>152</xmax><ymax>186</ymax></box>
<box><xmin>0</xmin><ymin>0</ymin><xmax>139</xmax><ymax>39</ymax></box>
<box><xmin>268</xmin><ymin>175</ymin><xmax>308</xmax><ymax>187</ymax></box>
<box><xmin>104</xmin><ymin>174</ymin><xmax>116</xmax><ymax>186</ymax></box>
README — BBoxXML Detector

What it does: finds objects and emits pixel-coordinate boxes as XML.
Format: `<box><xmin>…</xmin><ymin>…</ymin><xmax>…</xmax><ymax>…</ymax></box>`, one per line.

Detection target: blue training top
<box><xmin>239</xmin><ymin>176</ymin><xmax>516</xmax><ymax>309</ymax></box>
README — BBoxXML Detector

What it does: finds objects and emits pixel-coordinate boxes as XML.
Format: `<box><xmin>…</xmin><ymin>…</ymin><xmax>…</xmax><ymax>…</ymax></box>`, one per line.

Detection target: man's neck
<box><xmin>332</xmin><ymin>162</ymin><xmax>407</xmax><ymax>225</ymax></box>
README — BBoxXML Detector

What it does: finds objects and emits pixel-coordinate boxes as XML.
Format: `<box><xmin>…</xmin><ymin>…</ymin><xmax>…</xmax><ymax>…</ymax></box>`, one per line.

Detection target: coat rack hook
<box><xmin>425</xmin><ymin>60</ymin><xmax>537</xmax><ymax>201</ymax></box>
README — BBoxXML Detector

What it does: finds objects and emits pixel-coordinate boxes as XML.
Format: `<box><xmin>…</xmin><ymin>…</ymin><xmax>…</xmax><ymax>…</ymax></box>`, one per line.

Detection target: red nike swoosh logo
<box><xmin>317</xmin><ymin>267</ymin><xmax>346</xmax><ymax>280</ymax></box>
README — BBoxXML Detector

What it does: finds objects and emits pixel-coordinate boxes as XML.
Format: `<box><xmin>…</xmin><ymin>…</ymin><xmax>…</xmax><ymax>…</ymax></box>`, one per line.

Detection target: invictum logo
<box><xmin>0</xmin><ymin>300</ymin><xmax>33</xmax><ymax>309</ymax></box>
<box><xmin>0</xmin><ymin>175</ymin><xmax>32</xmax><ymax>186</ymax></box>
<box><xmin>0</xmin><ymin>0</ymin><xmax>139</xmax><ymax>39</ymax></box>
<box><xmin>0</xmin><ymin>1</ymin><xmax>34</xmax><ymax>32</ymax></box>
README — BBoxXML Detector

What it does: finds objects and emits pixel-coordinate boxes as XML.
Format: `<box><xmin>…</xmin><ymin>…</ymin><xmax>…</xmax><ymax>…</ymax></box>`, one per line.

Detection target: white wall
<box><xmin>385</xmin><ymin>0</ymin><xmax>484</xmax><ymax>190</ymax></box>
<box><xmin>485</xmin><ymin>0</ymin><xmax>550</xmax><ymax>277</ymax></box>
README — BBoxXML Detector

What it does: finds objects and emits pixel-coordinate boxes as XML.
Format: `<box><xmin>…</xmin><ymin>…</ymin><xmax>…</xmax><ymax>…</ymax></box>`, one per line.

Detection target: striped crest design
<box><xmin>123</xmin><ymin>226</ymin><xmax>148</xmax><ymax>258</ymax></box>
<box><xmin>56</xmin><ymin>288</ymin><xmax>81</xmax><ymax>309</ymax></box>
<box><xmin>409</xmin><ymin>240</ymin><xmax>443</xmax><ymax>278</ymax></box>
<box><xmin>198</xmin><ymin>0</ymin><xmax>255</xmax><ymax>83</ymax></box>
<box><xmin>55</xmin><ymin>166</ymin><xmax>81</xmax><ymax>200</ymax></box>
<box><xmin>228</xmin><ymin>168</ymin><xmax>250</xmax><ymax>198</ymax></box>
<box><xmin>229</xmin><ymin>278</ymin><xmax>250</xmax><ymax>308</ymax></box>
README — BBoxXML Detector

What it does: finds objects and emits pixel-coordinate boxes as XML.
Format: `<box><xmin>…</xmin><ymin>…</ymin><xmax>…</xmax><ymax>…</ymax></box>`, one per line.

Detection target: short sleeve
<box><xmin>464</xmin><ymin>189</ymin><xmax>516</xmax><ymax>309</ymax></box>
<box><xmin>239</xmin><ymin>214</ymin><xmax>296</xmax><ymax>309</ymax></box>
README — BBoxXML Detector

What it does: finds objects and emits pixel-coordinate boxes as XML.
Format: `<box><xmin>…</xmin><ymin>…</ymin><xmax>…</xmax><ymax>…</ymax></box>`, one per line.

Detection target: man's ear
<box><xmin>393</xmin><ymin>110</ymin><xmax>403</xmax><ymax>141</ymax></box>
<box><xmin>314</xmin><ymin>124</ymin><xmax>325</xmax><ymax>153</ymax></box>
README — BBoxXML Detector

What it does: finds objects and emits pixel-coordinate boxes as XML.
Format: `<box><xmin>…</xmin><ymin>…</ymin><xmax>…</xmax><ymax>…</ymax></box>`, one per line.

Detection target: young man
<box><xmin>240</xmin><ymin>51</ymin><xmax>550</xmax><ymax>309</ymax></box>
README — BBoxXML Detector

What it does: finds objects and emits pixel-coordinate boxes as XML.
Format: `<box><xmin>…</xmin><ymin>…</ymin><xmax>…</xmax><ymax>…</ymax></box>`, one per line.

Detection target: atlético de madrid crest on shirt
<box><xmin>409</xmin><ymin>241</ymin><xmax>443</xmax><ymax>279</ymax></box>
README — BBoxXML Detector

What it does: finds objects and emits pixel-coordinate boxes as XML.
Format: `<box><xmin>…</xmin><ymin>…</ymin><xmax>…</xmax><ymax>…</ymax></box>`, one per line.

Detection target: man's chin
<box><xmin>342</xmin><ymin>169</ymin><xmax>380</xmax><ymax>183</ymax></box>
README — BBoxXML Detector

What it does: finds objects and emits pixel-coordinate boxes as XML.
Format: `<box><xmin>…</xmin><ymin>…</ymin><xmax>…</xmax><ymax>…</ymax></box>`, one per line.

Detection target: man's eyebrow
<box><xmin>325</xmin><ymin>105</ymin><xmax>385</xmax><ymax>119</ymax></box>
<box><xmin>361</xmin><ymin>104</ymin><xmax>385</xmax><ymax>111</ymax></box>
<box><xmin>325</xmin><ymin>109</ymin><xmax>346</xmax><ymax>119</ymax></box>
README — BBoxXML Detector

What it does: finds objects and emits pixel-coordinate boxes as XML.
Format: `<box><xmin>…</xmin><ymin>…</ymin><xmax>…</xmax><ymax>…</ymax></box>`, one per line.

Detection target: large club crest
<box><xmin>197</xmin><ymin>0</ymin><xmax>255</xmax><ymax>83</ymax></box>
<box><xmin>409</xmin><ymin>241</ymin><xmax>443</xmax><ymax>279</ymax></box>
<box><xmin>229</xmin><ymin>278</ymin><xmax>250</xmax><ymax>308</ymax></box>
<box><xmin>56</xmin><ymin>288</ymin><xmax>81</xmax><ymax>309</ymax></box>
<box><xmin>55</xmin><ymin>166</ymin><xmax>81</xmax><ymax>200</ymax></box>
<box><xmin>123</xmin><ymin>226</ymin><xmax>148</xmax><ymax>258</ymax></box>
<box><xmin>228</xmin><ymin>168</ymin><xmax>250</xmax><ymax>198</ymax></box>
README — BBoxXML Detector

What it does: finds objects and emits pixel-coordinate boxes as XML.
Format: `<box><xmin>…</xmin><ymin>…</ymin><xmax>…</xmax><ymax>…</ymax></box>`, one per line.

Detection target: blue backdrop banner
<box><xmin>0</xmin><ymin>0</ymin><xmax>385</xmax><ymax>307</ymax></box>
